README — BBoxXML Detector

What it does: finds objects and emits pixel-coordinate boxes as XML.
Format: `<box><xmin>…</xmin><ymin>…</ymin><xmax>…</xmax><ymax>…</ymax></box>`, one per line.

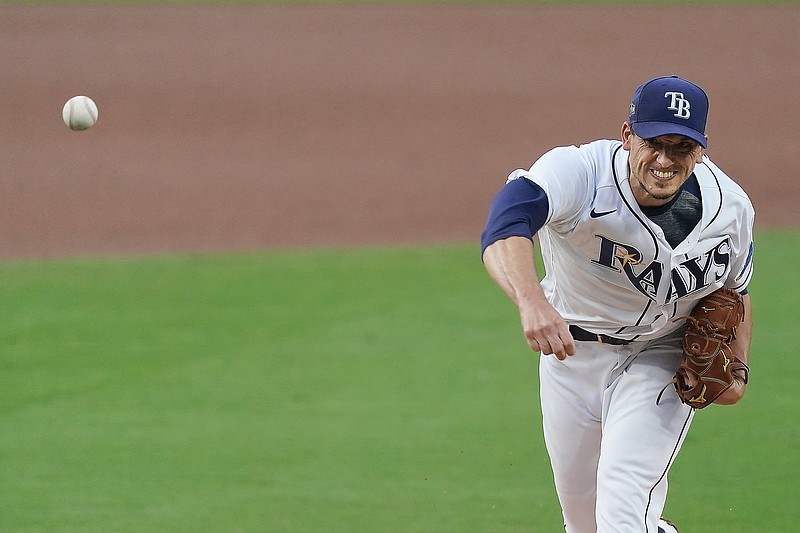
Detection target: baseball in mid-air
<box><xmin>62</xmin><ymin>95</ymin><xmax>99</xmax><ymax>131</ymax></box>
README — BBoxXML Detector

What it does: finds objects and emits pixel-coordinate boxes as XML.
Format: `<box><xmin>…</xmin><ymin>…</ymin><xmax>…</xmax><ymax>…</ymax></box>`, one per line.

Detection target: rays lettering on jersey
<box><xmin>592</xmin><ymin>235</ymin><xmax>731</xmax><ymax>303</ymax></box>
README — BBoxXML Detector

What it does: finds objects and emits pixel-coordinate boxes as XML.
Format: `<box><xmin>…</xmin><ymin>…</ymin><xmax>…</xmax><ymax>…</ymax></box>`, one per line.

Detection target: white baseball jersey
<box><xmin>507</xmin><ymin>139</ymin><xmax>754</xmax><ymax>340</ymax></box>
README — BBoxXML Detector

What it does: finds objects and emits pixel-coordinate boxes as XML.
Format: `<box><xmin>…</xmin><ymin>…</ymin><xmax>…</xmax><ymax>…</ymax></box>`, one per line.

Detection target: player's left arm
<box><xmin>714</xmin><ymin>292</ymin><xmax>752</xmax><ymax>405</ymax></box>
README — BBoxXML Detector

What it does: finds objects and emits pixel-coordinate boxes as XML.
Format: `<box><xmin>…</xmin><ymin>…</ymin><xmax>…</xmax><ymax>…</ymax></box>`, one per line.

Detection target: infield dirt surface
<box><xmin>1</xmin><ymin>5</ymin><xmax>798</xmax><ymax>259</ymax></box>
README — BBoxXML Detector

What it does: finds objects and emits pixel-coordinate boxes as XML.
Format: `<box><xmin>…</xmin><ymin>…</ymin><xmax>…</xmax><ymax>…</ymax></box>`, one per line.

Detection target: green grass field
<box><xmin>1</xmin><ymin>232</ymin><xmax>798</xmax><ymax>532</ymax></box>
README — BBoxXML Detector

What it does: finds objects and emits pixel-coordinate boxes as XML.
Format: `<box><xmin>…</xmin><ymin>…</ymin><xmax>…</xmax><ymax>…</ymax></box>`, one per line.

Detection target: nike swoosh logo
<box><xmin>590</xmin><ymin>208</ymin><xmax>617</xmax><ymax>218</ymax></box>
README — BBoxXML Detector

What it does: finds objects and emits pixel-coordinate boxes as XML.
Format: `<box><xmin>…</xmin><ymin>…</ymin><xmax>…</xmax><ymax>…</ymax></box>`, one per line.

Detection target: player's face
<box><xmin>621</xmin><ymin>122</ymin><xmax>704</xmax><ymax>207</ymax></box>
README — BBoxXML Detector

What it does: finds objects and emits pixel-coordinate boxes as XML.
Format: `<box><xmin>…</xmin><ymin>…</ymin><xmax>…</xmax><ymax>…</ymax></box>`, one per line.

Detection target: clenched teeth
<box><xmin>652</xmin><ymin>170</ymin><xmax>674</xmax><ymax>179</ymax></box>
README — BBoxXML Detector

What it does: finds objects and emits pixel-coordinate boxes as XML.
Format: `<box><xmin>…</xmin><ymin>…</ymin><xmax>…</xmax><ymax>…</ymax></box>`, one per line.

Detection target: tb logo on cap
<box><xmin>665</xmin><ymin>91</ymin><xmax>691</xmax><ymax>119</ymax></box>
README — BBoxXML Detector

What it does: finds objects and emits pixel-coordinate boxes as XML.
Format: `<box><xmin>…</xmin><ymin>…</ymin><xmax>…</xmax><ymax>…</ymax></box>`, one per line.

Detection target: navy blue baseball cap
<box><xmin>628</xmin><ymin>76</ymin><xmax>709</xmax><ymax>148</ymax></box>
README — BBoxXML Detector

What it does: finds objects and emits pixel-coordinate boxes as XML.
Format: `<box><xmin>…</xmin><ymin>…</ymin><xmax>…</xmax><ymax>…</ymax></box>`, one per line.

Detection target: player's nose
<box><xmin>655</xmin><ymin>150</ymin><xmax>675</xmax><ymax>167</ymax></box>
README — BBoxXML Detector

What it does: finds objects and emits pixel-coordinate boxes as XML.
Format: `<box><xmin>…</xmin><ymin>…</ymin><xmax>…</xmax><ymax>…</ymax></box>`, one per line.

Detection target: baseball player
<box><xmin>480</xmin><ymin>76</ymin><xmax>754</xmax><ymax>532</ymax></box>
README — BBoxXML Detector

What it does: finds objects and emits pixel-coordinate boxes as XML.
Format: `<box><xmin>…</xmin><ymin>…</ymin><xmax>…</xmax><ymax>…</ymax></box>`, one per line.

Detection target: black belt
<box><xmin>569</xmin><ymin>325</ymin><xmax>634</xmax><ymax>346</ymax></box>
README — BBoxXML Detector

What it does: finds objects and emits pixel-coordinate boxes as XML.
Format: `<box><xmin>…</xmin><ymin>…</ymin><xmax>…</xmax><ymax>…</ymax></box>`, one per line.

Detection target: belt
<box><xmin>569</xmin><ymin>325</ymin><xmax>634</xmax><ymax>346</ymax></box>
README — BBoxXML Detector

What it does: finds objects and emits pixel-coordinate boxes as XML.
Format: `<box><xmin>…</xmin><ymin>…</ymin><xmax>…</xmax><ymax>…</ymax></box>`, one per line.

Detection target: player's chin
<box><xmin>636</xmin><ymin>177</ymin><xmax>679</xmax><ymax>202</ymax></box>
<box><xmin>648</xmin><ymin>179</ymin><xmax>681</xmax><ymax>197</ymax></box>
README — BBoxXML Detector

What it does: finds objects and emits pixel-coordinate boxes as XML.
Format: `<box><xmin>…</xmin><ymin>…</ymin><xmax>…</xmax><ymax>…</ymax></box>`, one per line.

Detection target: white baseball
<box><xmin>62</xmin><ymin>95</ymin><xmax>99</xmax><ymax>131</ymax></box>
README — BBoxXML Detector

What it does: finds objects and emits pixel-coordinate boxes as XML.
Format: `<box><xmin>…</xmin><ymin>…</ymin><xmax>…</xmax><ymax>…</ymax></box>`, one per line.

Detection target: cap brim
<box><xmin>631</xmin><ymin>121</ymin><xmax>707</xmax><ymax>148</ymax></box>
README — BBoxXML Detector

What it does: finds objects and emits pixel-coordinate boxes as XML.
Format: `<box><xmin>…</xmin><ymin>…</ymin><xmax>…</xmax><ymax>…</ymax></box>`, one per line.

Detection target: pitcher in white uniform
<box><xmin>480</xmin><ymin>76</ymin><xmax>754</xmax><ymax>532</ymax></box>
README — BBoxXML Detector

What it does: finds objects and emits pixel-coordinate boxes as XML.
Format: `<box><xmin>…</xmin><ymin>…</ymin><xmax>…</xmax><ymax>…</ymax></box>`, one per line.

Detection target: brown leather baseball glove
<box><xmin>674</xmin><ymin>287</ymin><xmax>749</xmax><ymax>409</ymax></box>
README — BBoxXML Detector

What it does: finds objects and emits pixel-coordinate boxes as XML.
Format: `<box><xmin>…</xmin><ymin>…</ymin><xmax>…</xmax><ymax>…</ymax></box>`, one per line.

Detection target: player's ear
<box><xmin>694</xmin><ymin>147</ymin><xmax>704</xmax><ymax>163</ymax></box>
<box><xmin>621</xmin><ymin>122</ymin><xmax>634</xmax><ymax>150</ymax></box>
<box><xmin>695</xmin><ymin>136</ymin><xmax>707</xmax><ymax>163</ymax></box>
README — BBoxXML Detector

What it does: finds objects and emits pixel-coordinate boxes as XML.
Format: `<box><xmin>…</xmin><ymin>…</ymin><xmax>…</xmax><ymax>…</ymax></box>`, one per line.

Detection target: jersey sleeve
<box><xmin>480</xmin><ymin>178</ymin><xmax>549</xmax><ymax>257</ymax></box>
<box><xmin>727</xmin><ymin>215</ymin><xmax>755</xmax><ymax>294</ymax></box>
<box><xmin>480</xmin><ymin>145</ymin><xmax>594</xmax><ymax>257</ymax></box>
<box><xmin>518</xmin><ymin>145</ymin><xmax>594</xmax><ymax>231</ymax></box>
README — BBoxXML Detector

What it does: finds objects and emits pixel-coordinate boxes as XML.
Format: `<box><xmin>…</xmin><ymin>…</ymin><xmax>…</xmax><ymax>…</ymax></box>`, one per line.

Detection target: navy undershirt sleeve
<box><xmin>480</xmin><ymin>178</ymin><xmax>549</xmax><ymax>258</ymax></box>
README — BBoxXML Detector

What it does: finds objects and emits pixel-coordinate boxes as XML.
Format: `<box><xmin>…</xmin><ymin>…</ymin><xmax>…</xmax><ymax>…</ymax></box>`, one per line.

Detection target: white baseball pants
<box><xmin>539</xmin><ymin>329</ymin><xmax>694</xmax><ymax>533</ymax></box>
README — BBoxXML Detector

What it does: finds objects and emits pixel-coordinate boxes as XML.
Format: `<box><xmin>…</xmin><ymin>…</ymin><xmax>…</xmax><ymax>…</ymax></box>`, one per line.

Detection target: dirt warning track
<box><xmin>1</xmin><ymin>5</ymin><xmax>797</xmax><ymax>259</ymax></box>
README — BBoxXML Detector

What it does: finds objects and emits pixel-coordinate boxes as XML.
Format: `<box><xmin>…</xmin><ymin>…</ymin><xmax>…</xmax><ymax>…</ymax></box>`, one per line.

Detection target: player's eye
<box><xmin>642</xmin><ymin>139</ymin><xmax>660</xmax><ymax>150</ymax></box>
<box><xmin>642</xmin><ymin>138</ymin><xmax>697</xmax><ymax>157</ymax></box>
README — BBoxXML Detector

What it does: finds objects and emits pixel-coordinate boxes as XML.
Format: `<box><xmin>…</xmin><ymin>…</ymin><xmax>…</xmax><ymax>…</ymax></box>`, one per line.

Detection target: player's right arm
<box><xmin>483</xmin><ymin>236</ymin><xmax>575</xmax><ymax>359</ymax></box>
<box><xmin>481</xmin><ymin>177</ymin><xmax>575</xmax><ymax>359</ymax></box>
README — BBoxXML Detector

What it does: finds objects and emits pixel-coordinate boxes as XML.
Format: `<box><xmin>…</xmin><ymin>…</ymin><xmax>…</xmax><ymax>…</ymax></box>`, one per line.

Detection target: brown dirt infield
<box><xmin>1</xmin><ymin>5</ymin><xmax>798</xmax><ymax>259</ymax></box>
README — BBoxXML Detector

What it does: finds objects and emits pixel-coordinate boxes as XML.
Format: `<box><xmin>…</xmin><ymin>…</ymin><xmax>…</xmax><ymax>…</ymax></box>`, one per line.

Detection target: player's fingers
<box><xmin>524</xmin><ymin>319</ymin><xmax>571</xmax><ymax>357</ymax></box>
<box><xmin>527</xmin><ymin>338</ymin><xmax>544</xmax><ymax>354</ymax></box>
<box><xmin>551</xmin><ymin>342</ymin><xmax>570</xmax><ymax>360</ymax></box>
<box><xmin>544</xmin><ymin>329</ymin><xmax>576</xmax><ymax>360</ymax></box>
<box><xmin>539</xmin><ymin>337</ymin><xmax>567</xmax><ymax>359</ymax></box>
<box><xmin>562</xmin><ymin>330</ymin><xmax>577</xmax><ymax>357</ymax></box>
<box><xmin>526</xmin><ymin>336</ymin><xmax>553</xmax><ymax>356</ymax></box>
